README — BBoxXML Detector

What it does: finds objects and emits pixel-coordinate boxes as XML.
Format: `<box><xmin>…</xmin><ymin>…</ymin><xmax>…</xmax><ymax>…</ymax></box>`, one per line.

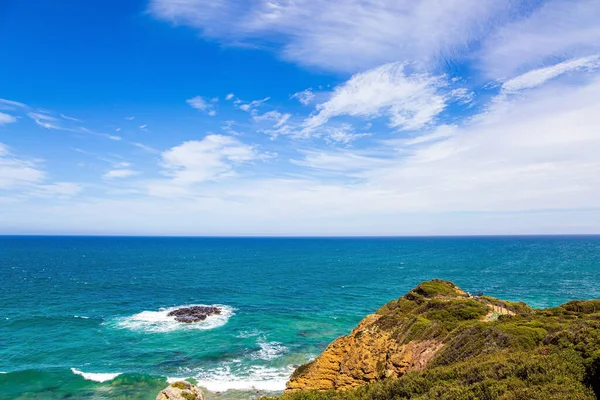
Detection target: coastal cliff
<box><xmin>268</xmin><ymin>279</ymin><xmax>600</xmax><ymax>400</ymax></box>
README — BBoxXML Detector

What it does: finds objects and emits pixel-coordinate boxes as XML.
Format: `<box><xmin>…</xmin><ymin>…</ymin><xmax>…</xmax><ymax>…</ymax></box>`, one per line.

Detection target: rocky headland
<box><xmin>264</xmin><ymin>279</ymin><xmax>600</xmax><ymax>400</ymax></box>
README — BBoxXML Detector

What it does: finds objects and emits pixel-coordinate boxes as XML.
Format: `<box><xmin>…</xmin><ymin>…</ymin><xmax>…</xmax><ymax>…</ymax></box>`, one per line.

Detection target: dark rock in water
<box><xmin>167</xmin><ymin>306</ymin><xmax>221</xmax><ymax>324</ymax></box>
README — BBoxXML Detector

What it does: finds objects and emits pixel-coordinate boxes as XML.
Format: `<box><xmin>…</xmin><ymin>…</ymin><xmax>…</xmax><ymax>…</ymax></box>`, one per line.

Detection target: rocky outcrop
<box><xmin>286</xmin><ymin>313</ymin><xmax>443</xmax><ymax>392</ymax></box>
<box><xmin>156</xmin><ymin>381</ymin><xmax>204</xmax><ymax>400</ymax></box>
<box><xmin>286</xmin><ymin>279</ymin><xmax>530</xmax><ymax>393</ymax></box>
<box><xmin>167</xmin><ymin>306</ymin><xmax>221</xmax><ymax>324</ymax></box>
<box><xmin>272</xmin><ymin>280</ymin><xmax>600</xmax><ymax>400</ymax></box>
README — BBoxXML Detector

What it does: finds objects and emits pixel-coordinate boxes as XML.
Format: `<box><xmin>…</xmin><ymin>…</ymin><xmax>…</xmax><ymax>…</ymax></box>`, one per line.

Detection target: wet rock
<box><xmin>156</xmin><ymin>381</ymin><xmax>204</xmax><ymax>400</ymax></box>
<box><xmin>167</xmin><ymin>306</ymin><xmax>221</xmax><ymax>324</ymax></box>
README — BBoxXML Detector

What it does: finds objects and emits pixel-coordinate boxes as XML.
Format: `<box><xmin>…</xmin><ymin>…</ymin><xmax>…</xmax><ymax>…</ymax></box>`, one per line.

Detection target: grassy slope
<box><xmin>266</xmin><ymin>280</ymin><xmax>600</xmax><ymax>400</ymax></box>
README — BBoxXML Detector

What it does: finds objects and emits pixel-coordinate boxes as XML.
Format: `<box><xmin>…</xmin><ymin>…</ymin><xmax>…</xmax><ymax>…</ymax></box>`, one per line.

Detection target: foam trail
<box><xmin>193</xmin><ymin>365</ymin><xmax>295</xmax><ymax>393</ymax></box>
<box><xmin>251</xmin><ymin>340</ymin><xmax>288</xmax><ymax>361</ymax></box>
<box><xmin>71</xmin><ymin>368</ymin><xmax>122</xmax><ymax>382</ymax></box>
<box><xmin>115</xmin><ymin>304</ymin><xmax>234</xmax><ymax>333</ymax></box>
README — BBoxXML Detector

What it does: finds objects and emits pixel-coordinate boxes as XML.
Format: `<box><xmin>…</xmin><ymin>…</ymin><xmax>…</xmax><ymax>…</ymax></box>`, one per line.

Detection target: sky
<box><xmin>1</xmin><ymin>0</ymin><xmax>600</xmax><ymax>236</ymax></box>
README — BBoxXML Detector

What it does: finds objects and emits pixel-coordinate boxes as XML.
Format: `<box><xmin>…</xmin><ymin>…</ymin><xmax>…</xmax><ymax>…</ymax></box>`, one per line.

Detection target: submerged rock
<box><xmin>167</xmin><ymin>306</ymin><xmax>221</xmax><ymax>324</ymax></box>
<box><xmin>156</xmin><ymin>381</ymin><xmax>204</xmax><ymax>400</ymax></box>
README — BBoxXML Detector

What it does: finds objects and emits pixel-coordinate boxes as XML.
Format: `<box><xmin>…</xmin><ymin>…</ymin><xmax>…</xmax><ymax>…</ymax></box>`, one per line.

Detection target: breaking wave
<box><xmin>114</xmin><ymin>304</ymin><xmax>234</xmax><ymax>333</ymax></box>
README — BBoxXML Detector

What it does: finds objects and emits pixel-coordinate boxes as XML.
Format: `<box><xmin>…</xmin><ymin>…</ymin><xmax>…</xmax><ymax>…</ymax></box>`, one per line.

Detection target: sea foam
<box><xmin>192</xmin><ymin>364</ymin><xmax>295</xmax><ymax>392</ymax></box>
<box><xmin>251</xmin><ymin>340</ymin><xmax>289</xmax><ymax>361</ymax></box>
<box><xmin>114</xmin><ymin>304</ymin><xmax>234</xmax><ymax>333</ymax></box>
<box><xmin>71</xmin><ymin>368</ymin><xmax>122</xmax><ymax>382</ymax></box>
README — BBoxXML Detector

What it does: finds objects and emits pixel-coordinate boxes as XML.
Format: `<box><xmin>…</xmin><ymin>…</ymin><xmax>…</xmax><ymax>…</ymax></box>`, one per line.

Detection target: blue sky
<box><xmin>1</xmin><ymin>0</ymin><xmax>600</xmax><ymax>235</ymax></box>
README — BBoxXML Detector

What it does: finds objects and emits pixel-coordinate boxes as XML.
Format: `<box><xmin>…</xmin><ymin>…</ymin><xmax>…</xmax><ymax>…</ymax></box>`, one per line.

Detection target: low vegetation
<box><xmin>264</xmin><ymin>280</ymin><xmax>600</xmax><ymax>400</ymax></box>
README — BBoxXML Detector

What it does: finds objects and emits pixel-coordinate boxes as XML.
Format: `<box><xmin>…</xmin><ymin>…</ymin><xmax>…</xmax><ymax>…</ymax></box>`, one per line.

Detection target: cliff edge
<box><xmin>273</xmin><ymin>279</ymin><xmax>600</xmax><ymax>400</ymax></box>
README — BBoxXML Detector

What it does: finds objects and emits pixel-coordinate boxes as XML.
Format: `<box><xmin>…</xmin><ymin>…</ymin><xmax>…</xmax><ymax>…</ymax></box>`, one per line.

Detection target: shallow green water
<box><xmin>1</xmin><ymin>236</ymin><xmax>599</xmax><ymax>399</ymax></box>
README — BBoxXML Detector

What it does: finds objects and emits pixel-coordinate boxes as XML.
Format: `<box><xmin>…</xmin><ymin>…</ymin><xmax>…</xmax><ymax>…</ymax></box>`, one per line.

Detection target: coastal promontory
<box><xmin>266</xmin><ymin>279</ymin><xmax>600</xmax><ymax>400</ymax></box>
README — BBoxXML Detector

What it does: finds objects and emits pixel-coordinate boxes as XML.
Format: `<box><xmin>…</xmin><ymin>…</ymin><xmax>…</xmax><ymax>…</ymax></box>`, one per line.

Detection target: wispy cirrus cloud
<box><xmin>0</xmin><ymin>142</ymin><xmax>80</xmax><ymax>198</ymax></box>
<box><xmin>253</xmin><ymin>110</ymin><xmax>291</xmax><ymax>128</ymax></box>
<box><xmin>0</xmin><ymin>98</ymin><xmax>27</xmax><ymax>110</ymax></box>
<box><xmin>187</xmin><ymin>96</ymin><xmax>217</xmax><ymax>116</ymax></box>
<box><xmin>480</xmin><ymin>0</ymin><xmax>600</xmax><ymax>79</ymax></box>
<box><xmin>27</xmin><ymin>112</ymin><xmax>62</xmax><ymax>130</ymax></box>
<box><xmin>148</xmin><ymin>0</ymin><xmax>515</xmax><ymax>73</ymax></box>
<box><xmin>291</xmin><ymin>89</ymin><xmax>315</xmax><ymax>105</ymax></box>
<box><xmin>237</xmin><ymin>97</ymin><xmax>270</xmax><ymax>113</ymax></box>
<box><xmin>502</xmin><ymin>55</ymin><xmax>600</xmax><ymax>92</ymax></box>
<box><xmin>304</xmin><ymin>63</ymin><xmax>458</xmax><ymax>132</ymax></box>
<box><xmin>103</xmin><ymin>169</ymin><xmax>139</xmax><ymax>179</ymax></box>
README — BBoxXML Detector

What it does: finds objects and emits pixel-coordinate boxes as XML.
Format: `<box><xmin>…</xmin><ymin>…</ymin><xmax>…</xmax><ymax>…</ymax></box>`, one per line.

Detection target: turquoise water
<box><xmin>1</xmin><ymin>236</ymin><xmax>600</xmax><ymax>399</ymax></box>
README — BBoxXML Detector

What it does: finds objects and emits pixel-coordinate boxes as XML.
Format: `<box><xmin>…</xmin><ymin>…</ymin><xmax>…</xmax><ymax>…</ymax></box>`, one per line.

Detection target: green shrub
<box><xmin>271</xmin><ymin>280</ymin><xmax>600</xmax><ymax>400</ymax></box>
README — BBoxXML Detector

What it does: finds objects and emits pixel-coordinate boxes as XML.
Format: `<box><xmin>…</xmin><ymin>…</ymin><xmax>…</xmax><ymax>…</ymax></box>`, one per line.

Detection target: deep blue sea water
<box><xmin>1</xmin><ymin>236</ymin><xmax>600</xmax><ymax>399</ymax></box>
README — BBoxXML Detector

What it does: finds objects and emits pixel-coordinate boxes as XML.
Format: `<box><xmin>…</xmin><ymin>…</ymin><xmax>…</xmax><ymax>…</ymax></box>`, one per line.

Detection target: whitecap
<box><xmin>194</xmin><ymin>365</ymin><xmax>294</xmax><ymax>392</ymax></box>
<box><xmin>236</xmin><ymin>329</ymin><xmax>262</xmax><ymax>338</ymax></box>
<box><xmin>114</xmin><ymin>304</ymin><xmax>234</xmax><ymax>333</ymax></box>
<box><xmin>250</xmin><ymin>340</ymin><xmax>288</xmax><ymax>361</ymax></box>
<box><xmin>71</xmin><ymin>368</ymin><xmax>122</xmax><ymax>382</ymax></box>
<box><xmin>167</xmin><ymin>376</ymin><xmax>192</xmax><ymax>384</ymax></box>
<box><xmin>73</xmin><ymin>315</ymin><xmax>90</xmax><ymax>319</ymax></box>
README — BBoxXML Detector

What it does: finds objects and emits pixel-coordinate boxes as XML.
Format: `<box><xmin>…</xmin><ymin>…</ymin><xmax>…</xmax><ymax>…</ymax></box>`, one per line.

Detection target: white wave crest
<box><xmin>167</xmin><ymin>376</ymin><xmax>192</xmax><ymax>384</ymax></box>
<box><xmin>194</xmin><ymin>365</ymin><xmax>294</xmax><ymax>392</ymax></box>
<box><xmin>251</xmin><ymin>340</ymin><xmax>288</xmax><ymax>361</ymax></box>
<box><xmin>71</xmin><ymin>368</ymin><xmax>122</xmax><ymax>382</ymax></box>
<box><xmin>115</xmin><ymin>304</ymin><xmax>234</xmax><ymax>333</ymax></box>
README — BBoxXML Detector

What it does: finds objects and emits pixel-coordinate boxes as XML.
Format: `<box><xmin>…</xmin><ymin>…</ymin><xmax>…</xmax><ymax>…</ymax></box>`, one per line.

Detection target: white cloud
<box><xmin>304</xmin><ymin>63</ymin><xmax>451</xmax><ymax>132</ymax></box>
<box><xmin>187</xmin><ymin>96</ymin><xmax>217</xmax><ymax>116</ymax></box>
<box><xmin>253</xmin><ymin>110</ymin><xmax>291</xmax><ymax>128</ymax></box>
<box><xmin>148</xmin><ymin>0</ymin><xmax>513</xmax><ymax>72</ymax></box>
<box><xmin>0</xmin><ymin>112</ymin><xmax>17</xmax><ymax>125</ymax></box>
<box><xmin>261</xmin><ymin>119</ymin><xmax>369</xmax><ymax>145</ymax></box>
<box><xmin>502</xmin><ymin>55</ymin><xmax>600</xmax><ymax>92</ymax></box>
<box><xmin>238</xmin><ymin>97</ymin><xmax>270</xmax><ymax>112</ymax></box>
<box><xmin>324</xmin><ymin>125</ymin><xmax>370</xmax><ymax>145</ymax></box>
<box><xmin>79</xmin><ymin>127</ymin><xmax>122</xmax><ymax>141</ymax></box>
<box><xmin>480</xmin><ymin>0</ymin><xmax>600</xmax><ymax>79</ymax></box>
<box><xmin>131</xmin><ymin>142</ymin><xmax>159</xmax><ymax>153</ymax></box>
<box><xmin>0</xmin><ymin>143</ymin><xmax>45</xmax><ymax>189</ymax></box>
<box><xmin>60</xmin><ymin>113</ymin><xmax>82</xmax><ymax>122</ymax></box>
<box><xmin>225</xmin><ymin>93</ymin><xmax>235</xmax><ymax>100</ymax></box>
<box><xmin>0</xmin><ymin>98</ymin><xmax>27</xmax><ymax>109</ymax></box>
<box><xmin>0</xmin><ymin>144</ymin><xmax>80</xmax><ymax>198</ymax></box>
<box><xmin>291</xmin><ymin>89</ymin><xmax>315</xmax><ymax>105</ymax></box>
<box><xmin>104</xmin><ymin>169</ymin><xmax>139</xmax><ymax>179</ymax></box>
<box><xmin>140</xmin><ymin>124</ymin><xmax>148</xmax><ymax>129</ymax></box>
<box><xmin>33</xmin><ymin>182</ymin><xmax>81</xmax><ymax>197</ymax></box>
<box><xmin>27</xmin><ymin>112</ymin><xmax>62</xmax><ymax>130</ymax></box>
<box><xmin>158</xmin><ymin>134</ymin><xmax>260</xmax><ymax>186</ymax></box>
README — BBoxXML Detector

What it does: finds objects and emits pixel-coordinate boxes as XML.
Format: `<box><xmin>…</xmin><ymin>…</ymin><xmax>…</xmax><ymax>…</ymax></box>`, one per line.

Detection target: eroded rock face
<box><xmin>285</xmin><ymin>280</ymin><xmax>489</xmax><ymax>393</ymax></box>
<box><xmin>156</xmin><ymin>381</ymin><xmax>204</xmax><ymax>400</ymax></box>
<box><xmin>286</xmin><ymin>313</ymin><xmax>443</xmax><ymax>392</ymax></box>
<box><xmin>167</xmin><ymin>306</ymin><xmax>221</xmax><ymax>324</ymax></box>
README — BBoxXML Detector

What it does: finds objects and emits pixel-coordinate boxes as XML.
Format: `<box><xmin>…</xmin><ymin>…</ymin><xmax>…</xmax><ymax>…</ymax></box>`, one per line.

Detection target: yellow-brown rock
<box><xmin>286</xmin><ymin>312</ymin><xmax>442</xmax><ymax>392</ymax></box>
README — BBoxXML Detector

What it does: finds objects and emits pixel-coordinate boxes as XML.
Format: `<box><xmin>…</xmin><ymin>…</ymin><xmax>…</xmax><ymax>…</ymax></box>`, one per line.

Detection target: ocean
<box><xmin>1</xmin><ymin>236</ymin><xmax>599</xmax><ymax>399</ymax></box>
